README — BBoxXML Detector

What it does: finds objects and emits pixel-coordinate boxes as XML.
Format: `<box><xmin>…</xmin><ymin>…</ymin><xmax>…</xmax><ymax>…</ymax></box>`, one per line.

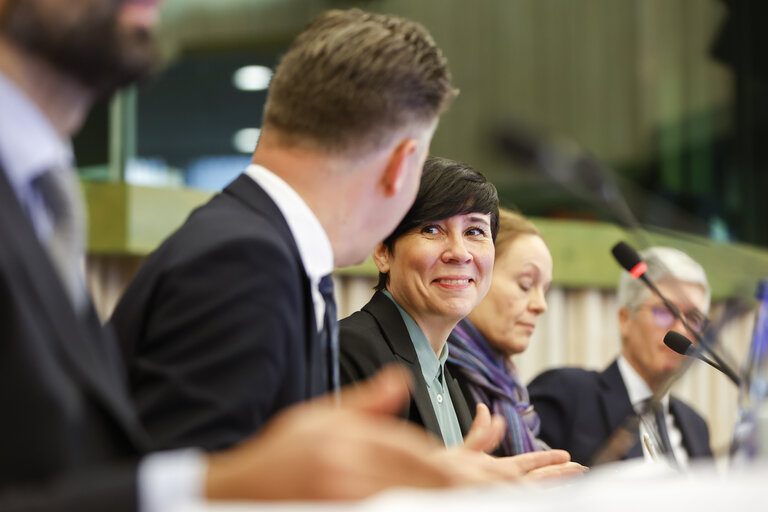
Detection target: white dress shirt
<box><xmin>617</xmin><ymin>356</ymin><xmax>690</xmax><ymax>467</ymax></box>
<box><xmin>245</xmin><ymin>163</ymin><xmax>334</xmax><ymax>331</ymax></box>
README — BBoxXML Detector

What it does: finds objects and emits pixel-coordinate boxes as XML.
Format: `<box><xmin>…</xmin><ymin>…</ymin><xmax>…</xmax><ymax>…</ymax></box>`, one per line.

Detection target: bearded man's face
<box><xmin>1</xmin><ymin>0</ymin><xmax>161</xmax><ymax>96</ymax></box>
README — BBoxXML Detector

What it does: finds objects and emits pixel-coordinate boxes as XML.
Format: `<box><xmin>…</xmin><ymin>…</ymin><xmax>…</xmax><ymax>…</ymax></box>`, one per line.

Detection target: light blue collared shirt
<box><xmin>0</xmin><ymin>71</ymin><xmax>74</xmax><ymax>242</ymax></box>
<box><xmin>0</xmin><ymin>70</ymin><xmax>205</xmax><ymax>512</ymax></box>
<box><xmin>383</xmin><ymin>290</ymin><xmax>464</xmax><ymax>447</ymax></box>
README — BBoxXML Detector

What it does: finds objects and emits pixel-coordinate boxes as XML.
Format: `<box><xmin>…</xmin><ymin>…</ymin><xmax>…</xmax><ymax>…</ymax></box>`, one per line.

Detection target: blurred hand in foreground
<box><xmin>456</xmin><ymin>402</ymin><xmax>588</xmax><ymax>482</ymax></box>
<box><xmin>205</xmin><ymin>366</ymin><xmax>586</xmax><ymax>502</ymax></box>
<box><xmin>205</xmin><ymin>365</ymin><xmax>454</xmax><ymax>500</ymax></box>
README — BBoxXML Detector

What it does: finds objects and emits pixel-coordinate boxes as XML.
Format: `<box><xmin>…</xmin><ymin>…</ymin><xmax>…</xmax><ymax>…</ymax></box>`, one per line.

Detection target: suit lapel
<box><xmin>598</xmin><ymin>360</ymin><xmax>635</xmax><ymax>436</ymax></box>
<box><xmin>0</xmin><ymin>167</ymin><xmax>145</xmax><ymax>447</ymax></box>
<box><xmin>596</xmin><ymin>360</ymin><xmax>642</xmax><ymax>460</ymax></box>
<box><xmin>670</xmin><ymin>398</ymin><xmax>706</xmax><ymax>458</ymax></box>
<box><xmin>363</xmin><ymin>292</ymin><xmax>443</xmax><ymax>438</ymax></box>
<box><xmin>224</xmin><ymin>174</ymin><xmax>325</xmax><ymax>396</ymax></box>
<box><xmin>445</xmin><ymin>367</ymin><xmax>474</xmax><ymax>436</ymax></box>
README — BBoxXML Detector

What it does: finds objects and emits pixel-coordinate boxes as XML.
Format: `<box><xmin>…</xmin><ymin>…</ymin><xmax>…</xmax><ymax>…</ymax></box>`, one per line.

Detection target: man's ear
<box><xmin>372</xmin><ymin>242</ymin><xmax>391</xmax><ymax>274</ymax></box>
<box><xmin>380</xmin><ymin>138</ymin><xmax>418</xmax><ymax>197</ymax></box>
<box><xmin>618</xmin><ymin>307</ymin><xmax>631</xmax><ymax>341</ymax></box>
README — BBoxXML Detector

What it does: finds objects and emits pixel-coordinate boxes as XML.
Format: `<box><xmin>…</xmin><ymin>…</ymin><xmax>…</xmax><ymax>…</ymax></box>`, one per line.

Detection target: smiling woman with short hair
<box><xmin>338</xmin><ymin>156</ymin><xmax>499</xmax><ymax>446</ymax></box>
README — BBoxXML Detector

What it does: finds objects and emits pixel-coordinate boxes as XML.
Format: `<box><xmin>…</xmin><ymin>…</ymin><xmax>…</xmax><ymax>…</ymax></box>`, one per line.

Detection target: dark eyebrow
<box><xmin>467</xmin><ymin>215</ymin><xmax>490</xmax><ymax>226</ymax></box>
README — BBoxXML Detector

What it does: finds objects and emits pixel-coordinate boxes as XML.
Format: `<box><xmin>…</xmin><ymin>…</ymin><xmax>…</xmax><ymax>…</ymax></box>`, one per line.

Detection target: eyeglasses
<box><xmin>640</xmin><ymin>305</ymin><xmax>709</xmax><ymax>333</ymax></box>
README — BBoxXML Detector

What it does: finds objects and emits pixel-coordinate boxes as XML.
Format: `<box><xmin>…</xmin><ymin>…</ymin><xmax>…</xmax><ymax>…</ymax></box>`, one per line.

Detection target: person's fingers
<box><xmin>300</xmin><ymin>403</ymin><xmax>463</xmax><ymax>499</ymax></box>
<box><xmin>487</xmin><ymin>414</ymin><xmax>506</xmax><ymax>451</ymax></box>
<box><xmin>463</xmin><ymin>403</ymin><xmax>490</xmax><ymax>449</ymax></box>
<box><xmin>480</xmin><ymin>449</ymin><xmax>571</xmax><ymax>480</ymax></box>
<box><xmin>524</xmin><ymin>461</ymin><xmax>588</xmax><ymax>481</ymax></box>
<box><xmin>436</xmin><ymin>448</ymin><xmax>580</xmax><ymax>487</ymax></box>
<box><xmin>337</xmin><ymin>365</ymin><xmax>414</xmax><ymax>415</ymax></box>
<box><xmin>513</xmin><ymin>449</ymin><xmax>571</xmax><ymax>473</ymax></box>
<box><xmin>463</xmin><ymin>404</ymin><xmax>506</xmax><ymax>453</ymax></box>
<box><xmin>206</xmin><ymin>403</ymin><xmax>449</xmax><ymax>501</ymax></box>
<box><xmin>432</xmin><ymin>449</ymin><xmax>494</xmax><ymax>484</ymax></box>
<box><xmin>317</xmin><ymin>427</ymin><xmax>458</xmax><ymax>499</ymax></box>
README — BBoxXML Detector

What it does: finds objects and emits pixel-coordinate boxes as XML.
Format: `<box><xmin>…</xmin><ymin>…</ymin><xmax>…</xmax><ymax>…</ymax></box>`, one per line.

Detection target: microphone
<box><xmin>611</xmin><ymin>240</ymin><xmax>647</xmax><ymax>279</ymax></box>
<box><xmin>664</xmin><ymin>331</ymin><xmax>741</xmax><ymax>386</ymax></box>
<box><xmin>493</xmin><ymin>123</ymin><xmax>712</xmax><ymax>238</ymax></box>
<box><xmin>494</xmin><ymin>124</ymin><xmax>636</xmax><ymax>227</ymax></box>
<box><xmin>611</xmin><ymin>241</ymin><xmax>695</xmax><ymax>334</ymax></box>
<box><xmin>611</xmin><ymin>240</ymin><xmax>742</xmax><ymax>386</ymax></box>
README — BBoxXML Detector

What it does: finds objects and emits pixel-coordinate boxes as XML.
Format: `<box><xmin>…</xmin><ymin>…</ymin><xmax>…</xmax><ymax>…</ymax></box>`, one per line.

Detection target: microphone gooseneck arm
<box><xmin>611</xmin><ymin>241</ymin><xmax>741</xmax><ymax>387</ymax></box>
<box><xmin>663</xmin><ymin>331</ymin><xmax>741</xmax><ymax>386</ymax></box>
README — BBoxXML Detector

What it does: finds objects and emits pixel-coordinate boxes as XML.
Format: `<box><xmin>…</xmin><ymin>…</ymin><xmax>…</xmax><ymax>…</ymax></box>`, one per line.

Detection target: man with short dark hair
<box><xmin>111</xmin><ymin>8</ymin><xmax>458</xmax><ymax>451</ymax></box>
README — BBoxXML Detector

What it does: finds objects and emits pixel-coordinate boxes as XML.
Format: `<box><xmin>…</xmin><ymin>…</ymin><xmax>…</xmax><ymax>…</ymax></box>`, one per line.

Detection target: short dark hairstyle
<box><xmin>375</xmin><ymin>156</ymin><xmax>499</xmax><ymax>290</ymax></box>
<box><xmin>263</xmin><ymin>9</ymin><xmax>457</xmax><ymax>155</ymax></box>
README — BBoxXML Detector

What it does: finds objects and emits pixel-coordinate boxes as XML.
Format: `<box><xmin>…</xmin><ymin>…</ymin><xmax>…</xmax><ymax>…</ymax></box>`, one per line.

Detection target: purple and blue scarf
<box><xmin>448</xmin><ymin>318</ymin><xmax>545</xmax><ymax>455</ymax></box>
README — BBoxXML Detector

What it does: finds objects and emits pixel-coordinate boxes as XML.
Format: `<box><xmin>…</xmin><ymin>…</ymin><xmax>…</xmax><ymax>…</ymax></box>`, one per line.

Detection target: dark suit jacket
<box><xmin>528</xmin><ymin>360</ymin><xmax>713</xmax><ymax>466</ymax></box>
<box><xmin>112</xmin><ymin>173</ymin><xmax>327</xmax><ymax>451</ymax></box>
<box><xmin>339</xmin><ymin>291</ymin><xmax>474</xmax><ymax>441</ymax></box>
<box><xmin>0</xmin><ymin>166</ymin><xmax>147</xmax><ymax>511</ymax></box>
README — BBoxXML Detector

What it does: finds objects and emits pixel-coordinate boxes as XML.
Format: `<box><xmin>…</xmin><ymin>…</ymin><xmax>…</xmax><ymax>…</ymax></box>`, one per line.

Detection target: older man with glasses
<box><xmin>528</xmin><ymin>246</ymin><xmax>713</xmax><ymax>467</ymax></box>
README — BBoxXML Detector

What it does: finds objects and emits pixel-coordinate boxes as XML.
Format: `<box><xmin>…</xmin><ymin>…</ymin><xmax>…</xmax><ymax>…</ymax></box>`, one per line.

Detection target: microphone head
<box><xmin>493</xmin><ymin>122</ymin><xmax>544</xmax><ymax>170</ymax></box>
<box><xmin>611</xmin><ymin>241</ymin><xmax>648</xmax><ymax>279</ymax></box>
<box><xmin>664</xmin><ymin>330</ymin><xmax>694</xmax><ymax>356</ymax></box>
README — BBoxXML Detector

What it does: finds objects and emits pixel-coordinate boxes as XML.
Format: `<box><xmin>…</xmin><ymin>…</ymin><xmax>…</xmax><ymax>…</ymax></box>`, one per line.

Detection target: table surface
<box><xmin>175</xmin><ymin>459</ymin><xmax>767</xmax><ymax>512</ymax></box>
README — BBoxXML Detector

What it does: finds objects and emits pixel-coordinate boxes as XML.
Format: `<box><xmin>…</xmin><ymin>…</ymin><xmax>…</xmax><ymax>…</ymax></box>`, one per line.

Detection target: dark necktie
<box><xmin>652</xmin><ymin>402</ymin><xmax>679</xmax><ymax>467</ymax></box>
<box><xmin>318</xmin><ymin>274</ymin><xmax>340</xmax><ymax>401</ymax></box>
<box><xmin>626</xmin><ymin>415</ymin><xmax>644</xmax><ymax>459</ymax></box>
<box><xmin>30</xmin><ymin>168</ymin><xmax>87</xmax><ymax>312</ymax></box>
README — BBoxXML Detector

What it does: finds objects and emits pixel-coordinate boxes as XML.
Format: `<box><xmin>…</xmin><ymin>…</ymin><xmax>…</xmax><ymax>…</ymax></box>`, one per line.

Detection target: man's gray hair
<box><xmin>616</xmin><ymin>246</ymin><xmax>711</xmax><ymax>314</ymax></box>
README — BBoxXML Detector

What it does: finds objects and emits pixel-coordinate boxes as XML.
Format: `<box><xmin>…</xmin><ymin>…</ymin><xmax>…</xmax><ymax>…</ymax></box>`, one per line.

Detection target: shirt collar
<box><xmin>0</xmin><ymin>71</ymin><xmax>74</xmax><ymax>198</ymax></box>
<box><xmin>244</xmin><ymin>164</ymin><xmax>333</xmax><ymax>282</ymax></box>
<box><xmin>617</xmin><ymin>355</ymin><xmax>670</xmax><ymax>412</ymax></box>
<box><xmin>383</xmin><ymin>290</ymin><xmax>449</xmax><ymax>383</ymax></box>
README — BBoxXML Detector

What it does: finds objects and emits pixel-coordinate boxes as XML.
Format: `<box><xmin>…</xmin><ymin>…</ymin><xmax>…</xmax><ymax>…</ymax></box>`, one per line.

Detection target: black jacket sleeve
<box><xmin>0</xmin><ymin>462</ymin><xmax>138</xmax><ymax>512</ymax></box>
